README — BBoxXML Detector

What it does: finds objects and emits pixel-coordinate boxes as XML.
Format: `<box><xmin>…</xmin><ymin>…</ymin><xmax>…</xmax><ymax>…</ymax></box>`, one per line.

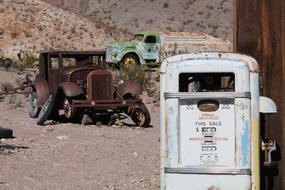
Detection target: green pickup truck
<box><xmin>106</xmin><ymin>31</ymin><xmax>232</xmax><ymax>67</ymax></box>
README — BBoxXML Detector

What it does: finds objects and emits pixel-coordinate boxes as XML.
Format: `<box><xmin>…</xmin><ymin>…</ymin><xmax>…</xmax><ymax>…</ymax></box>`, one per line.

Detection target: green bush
<box><xmin>118</xmin><ymin>64</ymin><xmax>154</xmax><ymax>94</ymax></box>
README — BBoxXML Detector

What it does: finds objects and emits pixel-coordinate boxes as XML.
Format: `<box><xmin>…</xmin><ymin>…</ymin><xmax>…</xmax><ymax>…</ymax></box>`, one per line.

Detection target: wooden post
<box><xmin>235</xmin><ymin>0</ymin><xmax>285</xmax><ymax>189</ymax></box>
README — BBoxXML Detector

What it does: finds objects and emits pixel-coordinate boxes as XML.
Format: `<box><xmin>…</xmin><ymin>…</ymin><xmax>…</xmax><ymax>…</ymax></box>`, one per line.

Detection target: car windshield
<box><xmin>133</xmin><ymin>34</ymin><xmax>144</xmax><ymax>41</ymax></box>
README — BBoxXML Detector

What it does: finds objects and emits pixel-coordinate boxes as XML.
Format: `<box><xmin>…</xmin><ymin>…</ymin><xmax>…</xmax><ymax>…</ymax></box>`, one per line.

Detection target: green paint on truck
<box><xmin>106</xmin><ymin>31</ymin><xmax>232</xmax><ymax>67</ymax></box>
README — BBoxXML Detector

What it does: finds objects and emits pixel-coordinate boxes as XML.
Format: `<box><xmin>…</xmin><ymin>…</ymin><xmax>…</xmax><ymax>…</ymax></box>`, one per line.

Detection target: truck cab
<box><xmin>106</xmin><ymin>31</ymin><xmax>160</xmax><ymax>66</ymax></box>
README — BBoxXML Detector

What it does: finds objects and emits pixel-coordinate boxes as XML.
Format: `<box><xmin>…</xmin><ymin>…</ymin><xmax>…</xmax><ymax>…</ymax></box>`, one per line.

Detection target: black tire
<box><xmin>3</xmin><ymin>58</ymin><xmax>12</xmax><ymax>69</ymax></box>
<box><xmin>0</xmin><ymin>128</ymin><xmax>13</xmax><ymax>139</ymax></box>
<box><xmin>36</xmin><ymin>95</ymin><xmax>56</xmax><ymax>125</ymax></box>
<box><xmin>28</xmin><ymin>91</ymin><xmax>41</xmax><ymax>118</ymax></box>
<box><xmin>130</xmin><ymin>103</ymin><xmax>151</xmax><ymax>128</ymax></box>
<box><xmin>121</xmin><ymin>54</ymin><xmax>139</xmax><ymax>67</ymax></box>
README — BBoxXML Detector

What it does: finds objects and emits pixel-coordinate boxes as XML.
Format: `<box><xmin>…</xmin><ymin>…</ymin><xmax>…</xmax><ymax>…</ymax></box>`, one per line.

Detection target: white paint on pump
<box><xmin>160</xmin><ymin>52</ymin><xmax>276</xmax><ymax>190</ymax></box>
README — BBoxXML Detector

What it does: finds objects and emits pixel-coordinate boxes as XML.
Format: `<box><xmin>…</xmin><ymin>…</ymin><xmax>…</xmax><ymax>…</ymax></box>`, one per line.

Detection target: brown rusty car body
<box><xmin>29</xmin><ymin>51</ymin><xmax>150</xmax><ymax>127</ymax></box>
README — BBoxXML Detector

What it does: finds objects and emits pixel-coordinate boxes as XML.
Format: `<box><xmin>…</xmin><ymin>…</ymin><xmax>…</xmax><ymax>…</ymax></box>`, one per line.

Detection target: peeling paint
<box><xmin>241</xmin><ymin>120</ymin><xmax>250</xmax><ymax>167</ymax></box>
<box><xmin>208</xmin><ymin>186</ymin><xmax>222</xmax><ymax>190</ymax></box>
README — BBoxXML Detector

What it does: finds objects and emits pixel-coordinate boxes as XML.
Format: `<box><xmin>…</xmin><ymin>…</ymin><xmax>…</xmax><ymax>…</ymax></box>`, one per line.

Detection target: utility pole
<box><xmin>235</xmin><ymin>0</ymin><xmax>285</xmax><ymax>189</ymax></box>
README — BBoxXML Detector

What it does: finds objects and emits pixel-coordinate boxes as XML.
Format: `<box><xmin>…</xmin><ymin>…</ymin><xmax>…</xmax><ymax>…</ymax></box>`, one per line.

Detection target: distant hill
<box><xmin>43</xmin><ymin>0</ymin><xmax>233</xmax><ymax>41</ymax></box>
<box><xmin>0</xmin><ymin>0</ymin><xmax>125</xmax><ymax>57</ymax></box>
<box><xmin>0</xmin><ymin>0</ymin><xmax>233</xmax><ymax>57</ymax></box>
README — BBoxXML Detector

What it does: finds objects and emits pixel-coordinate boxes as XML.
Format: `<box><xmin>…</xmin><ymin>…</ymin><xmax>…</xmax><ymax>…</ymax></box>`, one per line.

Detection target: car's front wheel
<box><xmin>28</xmin><ymin>91</ymin><xmax>41</xmax><ymax>118</ymax></box>
<box><xmin>63</xmin><ymin>98</ymin><xmax>74</xmax><ymax>119</ymax></box>
<box><xmin>36</xmin><ymin>95</ymin><xmax>56</xmax><ymax>125</ymax></box>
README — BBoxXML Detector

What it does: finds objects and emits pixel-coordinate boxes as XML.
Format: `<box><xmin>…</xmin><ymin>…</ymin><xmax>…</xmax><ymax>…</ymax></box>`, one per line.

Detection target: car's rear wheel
<box><xmin>130</xmin><ymin>103</ymin><xmax>150</xmax><ymax>128</ymax></box>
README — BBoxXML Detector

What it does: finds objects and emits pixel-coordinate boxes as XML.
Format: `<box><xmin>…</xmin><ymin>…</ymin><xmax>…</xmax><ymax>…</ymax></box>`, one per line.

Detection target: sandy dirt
<box><xmin>0</xmin><ymin>70</ymin><xmax>160</xmax><ymax>190</ymax></box>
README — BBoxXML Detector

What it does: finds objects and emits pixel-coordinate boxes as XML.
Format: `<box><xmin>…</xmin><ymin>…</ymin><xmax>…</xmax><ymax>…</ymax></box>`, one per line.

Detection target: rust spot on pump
<box><xmin>208</xmin><ymin>186</ymin><xmax>221</xmax><ymax>190</ymax></box>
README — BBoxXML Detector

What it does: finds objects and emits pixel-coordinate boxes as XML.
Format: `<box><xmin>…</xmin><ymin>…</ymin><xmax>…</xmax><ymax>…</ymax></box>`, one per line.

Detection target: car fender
<box><xmin>31</xmin><ymin>79</ymin><xmax>49</xmax><ymax>107</ymax></box>
<box><xmin>117</xmin><ymin>80</ymin><xmax>143</xmax><ymax>98</ymax></box>
<box><xmin>59</xmin><ymin>82</ymin><xmax>83</xmax><ymax>97</ymax></box>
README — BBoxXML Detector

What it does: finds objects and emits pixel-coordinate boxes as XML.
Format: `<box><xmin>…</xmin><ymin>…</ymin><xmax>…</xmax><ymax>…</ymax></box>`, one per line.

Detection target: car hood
<box><xmin>62</xmin><ymin>65</ymin><xmax>97</xmax><ymax>75</ymax></box>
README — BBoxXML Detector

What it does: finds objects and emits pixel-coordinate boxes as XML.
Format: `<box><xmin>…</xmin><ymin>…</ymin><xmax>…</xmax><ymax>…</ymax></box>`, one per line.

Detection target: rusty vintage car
<box><xmin>29</xmin><ymin>51</ymin><xmax>150</xmax><ymax>127</ymax></box>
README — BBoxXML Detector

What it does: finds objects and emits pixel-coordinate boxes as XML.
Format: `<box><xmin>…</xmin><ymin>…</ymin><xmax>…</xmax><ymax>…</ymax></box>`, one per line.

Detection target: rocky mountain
<box><xmin>44</xmin><ymin>0</ymin><xmax>233</xmax><ymax>41</ymax></box>
<box><xmin>0</xmin><ymin>0</ymin><xmax>127</xmax><ymax>57</ymax></box>
<box><xmin>0</xmin><ymin>0</ymin><xmax>233</xmax><ymax>57</ymax></box>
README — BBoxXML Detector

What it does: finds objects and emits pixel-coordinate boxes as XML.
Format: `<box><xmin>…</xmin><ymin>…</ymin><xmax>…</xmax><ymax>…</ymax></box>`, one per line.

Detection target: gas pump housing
<box><xmin>160</xmin><ymin>52</ymin><xmax>276</xmax><ymax>190</ymax></box>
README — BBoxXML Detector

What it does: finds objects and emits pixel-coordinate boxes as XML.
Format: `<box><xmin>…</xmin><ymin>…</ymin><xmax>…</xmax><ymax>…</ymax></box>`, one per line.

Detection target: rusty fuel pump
<box><xmin>160</xmin><ymin>52</ymin><xmax>277</xmax><ymax>190</ymax></box>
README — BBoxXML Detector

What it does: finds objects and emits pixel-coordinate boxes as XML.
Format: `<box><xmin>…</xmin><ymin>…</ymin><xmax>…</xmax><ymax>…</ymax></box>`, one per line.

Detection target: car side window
<box><xmin>63</xmin><ymin>58</ymin><xmax>76</xmax><ymax>67</ymax></box>
<box><xmin>50</xmin><ymin>58</ymin><xmax>59</xmax><ymax>70</ymax></box>
<box><xmin>145</xmin><ymin>35</ymin><xmax>156</xmax><ymax>44</ymax></box>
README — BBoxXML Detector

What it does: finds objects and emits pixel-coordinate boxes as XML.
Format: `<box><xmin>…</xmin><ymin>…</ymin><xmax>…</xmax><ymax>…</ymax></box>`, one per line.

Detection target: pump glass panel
<box><xmin>179</xmin><ymin>73</ymin><xmax>235</xmax><ymax>92</ymax></box>
<box><xmin>178</xmin><ymin>72</ymin><xmax>236</xmax><ymax>167</ymax></box>
<box><xmin>179</xmin><ymin>99</ymin><xmax>235</xmax><ymax>167</ymax></box>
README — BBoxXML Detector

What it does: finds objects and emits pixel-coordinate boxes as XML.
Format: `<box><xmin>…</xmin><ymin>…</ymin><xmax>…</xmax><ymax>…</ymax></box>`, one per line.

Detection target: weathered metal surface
<box><xmin>31</xmin><ymin>50</ymin><xmax>150</xmax><ymax>126</ymax></box>
<box><xmin>72</xmin><ymin>99</ymin><xmax>142</xmax><ymax>112</ymax></box>
<box><xmin>87</xmin><ymin>69</ymin><xmax>113</xmax><ymax>100</ymax></box>
<box><xmin>164</xmin><ymin>174</ymin><xmax>251</xmax><ymax>189</ymax></box>
<box><xmin>259</xmin><ymin>96</ymin><xmax>277</xmax><ymax>114</ymax></box>
<box><xmin>159</xmin><ymin>32</ymin><xmax>232</xmax><ymax>57</ymax></box>
<box><xmin>163</xmin><ymin>52</ymin><xmax>259</xmax><ymax>73</ymax></box>
<box><xmin>106</xmin><ymin>32</ymin><xmax>232</xmax><ymax>65</ymax></box>
<box><xmin>59</xmin><ymin>82</ymin><xmax>83</xmax><ymax>97</ymax></box>
<box><xmin>117</xmin><ymin>80</ymin><xmax>142</xmax><ymax>99</ymax></box>
<box><xmin>160</xmin><ymin>52</ymin><xmax>275</xmax><ymax>190</ymax></box>
<box><xmin>249</xmin><ymin>73</ymin><xmax>260</xmax><ymax>190</ymax></box>
<box><xmin>32</xmin><ymin>79</ymin><xmax>49</xmax><ymax>107</ymax></box>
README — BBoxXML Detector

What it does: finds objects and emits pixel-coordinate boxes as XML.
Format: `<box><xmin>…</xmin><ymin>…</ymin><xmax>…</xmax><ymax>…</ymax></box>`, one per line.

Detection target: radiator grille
<box><xmin>87</xmin><ymin>69</ymin><xmax>113</xmax><ymax>100</ymax></box>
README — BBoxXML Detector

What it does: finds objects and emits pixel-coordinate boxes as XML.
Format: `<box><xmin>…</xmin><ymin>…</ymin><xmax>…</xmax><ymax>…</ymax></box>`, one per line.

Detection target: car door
<box><xmin>47</xmin><ymin>54</ymin><xmax>61</xmax><ymax>95</ymax></box>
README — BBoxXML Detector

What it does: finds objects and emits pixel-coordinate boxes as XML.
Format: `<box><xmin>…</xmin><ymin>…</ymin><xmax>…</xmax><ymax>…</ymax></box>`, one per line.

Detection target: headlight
<box><xmin>107</xmin><ymin>45</ymin><xmax>120</xmax><ymax>60</ymax></box>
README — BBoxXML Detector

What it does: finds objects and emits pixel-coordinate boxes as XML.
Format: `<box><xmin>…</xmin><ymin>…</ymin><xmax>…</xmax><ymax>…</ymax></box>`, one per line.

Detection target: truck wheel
<box><xmin>130</xmin><ymin>103</ymin><xmax>151</xmax><ymax>128</ymax></box>
<box><xmin>28</xmin><ymin>91</ymin><xmax>41</xmax><ymax>118</ymax></box>
<box><xmin>36</xmin><ymin>95</ymin><xmax>56</xmax><ymax>125</ymax></box>
<box><xmin>0</xmin><ymin>127</ymin><xmax>13</xmax><ymax>139</ymax></box>
<box><xmin>121</xmin><ymin>54</ymin><xmax>139</xmax><ymax>66</ymax></box>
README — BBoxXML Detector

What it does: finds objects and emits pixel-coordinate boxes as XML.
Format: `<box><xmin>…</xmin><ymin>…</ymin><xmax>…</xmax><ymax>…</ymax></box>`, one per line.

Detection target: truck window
<box><xmin>179</xmin><ymin>73</ymin><xmax>235</xmax><ymax>92</ymax></box>
<box><xmin>145</xmin><ymin>35</ymin><xmax>156</xmax><ymax>43</ymax></box>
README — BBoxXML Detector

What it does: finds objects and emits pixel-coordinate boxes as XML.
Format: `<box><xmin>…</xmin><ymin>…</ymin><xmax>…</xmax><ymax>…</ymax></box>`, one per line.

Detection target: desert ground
<box><xmin>0</xmin><ymin>69</ymin><xmax>160</xmax><ymax>190</ymax></box>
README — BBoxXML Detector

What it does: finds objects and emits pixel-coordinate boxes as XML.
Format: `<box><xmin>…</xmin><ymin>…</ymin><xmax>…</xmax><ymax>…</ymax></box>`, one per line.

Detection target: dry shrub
<box><xmin>119</xmin><ymin>64</ymin><xmax>155</xmax><ymax>94</ymax></box>
<box><xmin>13</xmin><ymin>52</ymin><xmax>38</xmax><ymax>70</ymax></box>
